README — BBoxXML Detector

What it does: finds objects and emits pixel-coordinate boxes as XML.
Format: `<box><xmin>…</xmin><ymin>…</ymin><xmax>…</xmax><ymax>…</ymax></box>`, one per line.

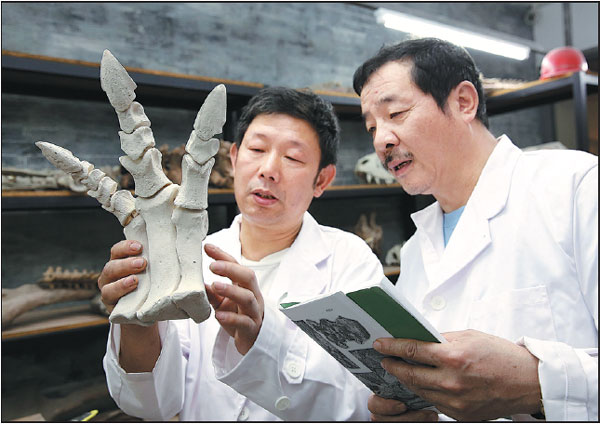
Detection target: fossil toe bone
<box><xmin>119</xmin><ymin>126</ymin><xmax>156</xmax><ymax>160</ymax></box>
<box><xmin>36</xmin><ymin>50</ymin><xmax>226</xmax><ymax>325</ymax></box>
<box><xmin>117</xmin><ymin>101</ymin><xmax>151</xmax><ymax>134</ymax></box>
<box><xmin>119</xmin><ymin>148</ymin><xmax>172</xmax><ymax>198</ymax></box>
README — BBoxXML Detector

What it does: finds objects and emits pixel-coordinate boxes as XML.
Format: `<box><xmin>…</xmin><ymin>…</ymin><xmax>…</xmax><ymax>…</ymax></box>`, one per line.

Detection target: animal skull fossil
<box><xmin>36</xmin><ymin>50</ymin><xmax>225</xmax><ymax>325</ymax></box>
<box><xmin>354</xmin><ymin>152</ymin><xmax>396</xmax><ymax>185</ymax></box>
<box><xmin>385</xmin><ymin>243</ymin><xmax>404</xmax><ymax>266</ymax></box>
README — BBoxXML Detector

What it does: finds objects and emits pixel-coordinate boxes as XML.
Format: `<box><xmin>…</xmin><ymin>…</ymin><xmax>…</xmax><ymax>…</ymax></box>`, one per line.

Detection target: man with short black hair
<box><xmin>99</xmin><ymin>86</ymin><xmax>382</xmax><ymax>421</ymax></box>
<box><xmin>354</xmin><ymin>37</ymin><xmax>598</xmax><ymax>421</ymax></box>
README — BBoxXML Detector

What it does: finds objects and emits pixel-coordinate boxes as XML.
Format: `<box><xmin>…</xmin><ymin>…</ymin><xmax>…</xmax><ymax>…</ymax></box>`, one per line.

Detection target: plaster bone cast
<box><xmin>2</xmin><ymin>267</ymin><xmax>100</xmax><ymax>329</ymax></box>
<box><xmin>1</xmin><ymin>165</ymin><xmax>120</xmax><ymax>193</ymax></box>
<box><xmin>35</xmin><ymin>49</ymin><xmax>226</xmax><ymax>325</ymax></box>
<box><xmin>353</xmin><ymin>212</ymin><xmax>383</xmax><ymax>257</ymax></box>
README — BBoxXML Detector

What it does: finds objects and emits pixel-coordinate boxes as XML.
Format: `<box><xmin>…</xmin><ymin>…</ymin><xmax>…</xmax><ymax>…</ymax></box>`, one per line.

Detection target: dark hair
<box><xmin>235</xmin><ymin>86</ymin><xmax>339</xmax><ymax>169</ymax></box>
<box><xmin>353</xmin><ymin>38</ymin><xmax>488</xmax><ymax>128</ymax></box>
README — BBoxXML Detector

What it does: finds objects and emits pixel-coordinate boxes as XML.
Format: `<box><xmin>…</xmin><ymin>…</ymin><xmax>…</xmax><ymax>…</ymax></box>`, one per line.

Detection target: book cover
<box><xmin>280</xmin><ymin>276</ymin><xmax>444</xmax><ymax>410</ymax></box>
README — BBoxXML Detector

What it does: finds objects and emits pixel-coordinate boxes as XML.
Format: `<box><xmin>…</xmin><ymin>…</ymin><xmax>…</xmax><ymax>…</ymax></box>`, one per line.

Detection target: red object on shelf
<box><xmin>540</xmin><ymin>46</ymin><xmax>589</xmax><ymax>80</ymax></box>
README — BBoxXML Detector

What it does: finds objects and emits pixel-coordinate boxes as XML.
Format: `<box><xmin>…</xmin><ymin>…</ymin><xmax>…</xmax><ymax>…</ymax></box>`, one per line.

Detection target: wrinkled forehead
<box><xmin>360</xmin><ymin>63</ymin><xmax>416</xmax><ymax>118</ymax></box>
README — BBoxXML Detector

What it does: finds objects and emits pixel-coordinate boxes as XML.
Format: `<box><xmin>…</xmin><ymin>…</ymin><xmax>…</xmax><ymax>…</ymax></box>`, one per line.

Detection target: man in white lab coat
<box><xmin>353</xmin><ymin>37</ymin><xmax>598</xmax><ymax>421</ymax></box>
<box><xmin>98</xmin><ymin>87</ymin><xmax>384</xmax><ymax>420</ymax></box>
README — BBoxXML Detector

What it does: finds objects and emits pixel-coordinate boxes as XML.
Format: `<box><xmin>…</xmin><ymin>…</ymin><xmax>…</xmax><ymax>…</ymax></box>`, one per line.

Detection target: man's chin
<box><xmin>398</xmin><ymin>182</ymin><xmax>427</xmax><ymax>196</ymax></box>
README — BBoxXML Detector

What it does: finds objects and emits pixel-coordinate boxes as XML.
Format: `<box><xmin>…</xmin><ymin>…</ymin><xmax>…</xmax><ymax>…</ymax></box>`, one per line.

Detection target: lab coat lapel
<box><xmin>411</xmin><ymin>202</ymin><xmax>445</xmax><ymax>286</ymax></box>
<box><xmin>411</xmin><ymin>135</ymin><xmax>521</xmax><ymax>292</ymax></box>
<box><xmin>270</xmin><ymin>212</ymin><xmax>331</xmax><ymax>306</ymax></box>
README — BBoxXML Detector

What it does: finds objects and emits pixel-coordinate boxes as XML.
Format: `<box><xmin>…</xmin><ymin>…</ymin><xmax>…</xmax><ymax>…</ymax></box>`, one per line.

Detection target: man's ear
<box><xmin>313</xmin><ymin>164</ymin><xmax>336</xmax><ymax>198</ymax></box>
<box><xmin>229</xmin><ymin>142</ymin><xmax>238</xmax><ymax>172</ymax></box>
<box><xmin>451</xmin><ymin>81</ymin><xmax>479</xmax><ymax>123</ymax></box>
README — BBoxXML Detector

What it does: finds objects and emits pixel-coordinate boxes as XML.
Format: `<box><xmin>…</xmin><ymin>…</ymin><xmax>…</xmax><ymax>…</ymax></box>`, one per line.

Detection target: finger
<box><xmin>212</xmin><ymin>282</ymin><xmax>261</xmax><ymax>320</ymax></box>
<box><xmin>205</xmin><ymin>283</ymin><xmax>226</xmax><ymax>309</ymax></box>
<box><xmin>204</xmin><ymin>243</ymin><xmax>238</xmax><ymax>264</ymax></box>
<box><xmin>214</xmin><ymin>310</ymin><xmax>259</xmax><ymax>333</ymax></box>
<box><xmin>100</xmin><ymin>275</ymin><xmax>139</xmax><ymax>307</ymax></box>
<box><xmin>371</xmin><ymin>409</ymin><xmax>438</xmax><ymax>422</ymax></box>
<box><xmin>110</xmin><ymin>239</ymin><xmax>143</xmax><ymax>260</ymax></box>
<box><xmin>373</xmin><ymin>338</ymin><xmax>442</xmax><ymax>367</ymax></box>
<box><xmin>98</xmin><ymin>256</ymin><xmax>147</xmax><ymax>289</ymax></box>
<box><xmin>368</xmin><ymin>394</ymin><xmax>407</xmax><ymax>416</ymax></box>
<box><xmin>380</xmin><ymin>357</ymin><xmax>441</xmax><ymax>392</ymax></box>
<box><xmin>210</xmin><ymin>261</ymin><xmax>262</xmax><ymax>299</ymax></box>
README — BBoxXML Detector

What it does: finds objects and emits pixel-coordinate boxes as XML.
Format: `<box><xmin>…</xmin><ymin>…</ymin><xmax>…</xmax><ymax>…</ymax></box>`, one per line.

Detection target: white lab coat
<box><xmin>103</xmin><ymin>212</ymin><xmax>383</xmax><ymax>421</ymax></box>
<box><xmin>395</xmin><ymin>135</ymin><xmax>598</xmax><ymax>421</ymax></box>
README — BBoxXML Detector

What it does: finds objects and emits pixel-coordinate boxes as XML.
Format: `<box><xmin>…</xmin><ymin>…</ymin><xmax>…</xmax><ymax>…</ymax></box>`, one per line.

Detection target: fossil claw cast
<box><xmin>193</xmin><ymin>84</ymin><xmax>227</xmax><ymax>141</ymax></box>
<box><xmin>100</xmin><ymin>50</ymin><xmax>137</xmax><ymax>112</ymax></box>
<box><xmin>36</xmin><ymin>50</ymin><xmax>226</xmax><ymax>325</ymax></box>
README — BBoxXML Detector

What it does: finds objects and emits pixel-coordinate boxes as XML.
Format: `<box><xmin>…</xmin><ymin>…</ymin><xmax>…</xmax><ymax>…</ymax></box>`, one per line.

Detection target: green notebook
<box><xmin>280</xmin><ymin>276</ymin><xmax>444</xmax><ymax>410</ymax></box>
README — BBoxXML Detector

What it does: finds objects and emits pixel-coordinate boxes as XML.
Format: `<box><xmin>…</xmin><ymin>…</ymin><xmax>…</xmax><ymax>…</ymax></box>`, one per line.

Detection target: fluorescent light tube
<box><xmin>375</xmin><ymin>9</ymin><xmax>531</xmax><ymax>61</ymax></box>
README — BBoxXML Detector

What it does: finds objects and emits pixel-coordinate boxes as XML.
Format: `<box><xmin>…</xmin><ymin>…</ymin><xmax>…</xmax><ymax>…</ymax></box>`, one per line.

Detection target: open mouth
<box><xmin>252</xmin><ymin>189</ymin><xmax>278</xmax><ymax>200</ymax></box>
<box><xmin>254</xmin><ymin>192</ymin><xmax>276</xmax><ymax>199</ymax></box>
<box><xmin>392</xmin><ymin>159</ymin><xmax>412</xmax><ymax>172</ymax></box>
<box><xmin>386</xmin><ymin>156</ymin><xmax>412</xmax><ymax>174</ymax></box>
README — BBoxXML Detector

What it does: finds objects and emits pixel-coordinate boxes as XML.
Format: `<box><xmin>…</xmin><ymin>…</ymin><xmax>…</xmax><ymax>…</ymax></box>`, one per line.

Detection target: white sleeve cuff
<box><xmin>103</xmin><ymin>322</ymin><xmax>185</xmax><ymax>420</ymax></box>
<box><xmin>518</xmin><ymin>336</ymin><xmax>598</xmax><ymax>421</ymax></box>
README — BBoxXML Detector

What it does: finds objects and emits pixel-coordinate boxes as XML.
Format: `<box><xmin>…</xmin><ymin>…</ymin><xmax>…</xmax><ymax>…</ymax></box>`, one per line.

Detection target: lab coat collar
<box><xmin>410</xmin><ymin>135</ymin><xmax>521</xmax><ymax>290</ymax></box>
<box><xmin>224</xmin><ymin>212</ymin><xmax>331</xmax><ymax>303</ymax></box>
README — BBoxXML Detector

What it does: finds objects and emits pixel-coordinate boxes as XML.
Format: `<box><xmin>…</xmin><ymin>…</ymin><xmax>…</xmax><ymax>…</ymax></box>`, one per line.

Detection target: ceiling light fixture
<box><xmin>375</xmin><ymin>8</ymin><xmax>531</xmax><ymax>61</ymax></box>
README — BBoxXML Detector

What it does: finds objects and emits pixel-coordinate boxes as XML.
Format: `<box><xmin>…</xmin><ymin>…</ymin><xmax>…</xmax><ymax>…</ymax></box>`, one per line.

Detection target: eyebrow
<box><xmin>361</xmin><ymin>94</ymin><xmax>399</xmax><ymax>119</ymax></box>
<box><xmin>247</xmin><ymin>132</ymin><xmax>309</xmax><ymax>150</ymax></box>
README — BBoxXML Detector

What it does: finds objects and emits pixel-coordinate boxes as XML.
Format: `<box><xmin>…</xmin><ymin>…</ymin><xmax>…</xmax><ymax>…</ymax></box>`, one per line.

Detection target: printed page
<box><xmin>281</xmin><ymin>291</ymin><xmax>434</xmax><ymax>410</ymax></box>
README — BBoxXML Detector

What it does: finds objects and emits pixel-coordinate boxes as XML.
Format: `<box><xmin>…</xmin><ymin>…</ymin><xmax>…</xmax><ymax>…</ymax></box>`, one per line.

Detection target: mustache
<box><xmin>383</xmin><ymin>150</ymin><xmax>413</xmax><ymax>168</ymax></box>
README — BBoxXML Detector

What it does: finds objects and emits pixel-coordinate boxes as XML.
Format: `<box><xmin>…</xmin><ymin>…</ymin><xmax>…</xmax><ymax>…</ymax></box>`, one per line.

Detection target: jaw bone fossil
<box><xmin>36</xmin><ymin>50</ymin><xmax>225</xmax><ymax>325</ymax></box>
<box><xmin>2</xmin><ymin>267</ymin><xmax>100</xmax><ymax>329</ymax></box>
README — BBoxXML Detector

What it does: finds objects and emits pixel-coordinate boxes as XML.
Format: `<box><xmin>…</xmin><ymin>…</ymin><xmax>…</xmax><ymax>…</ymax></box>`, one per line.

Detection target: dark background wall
<box><xmin>0</xmin><ymin>2</ymin><xmax>561</xmax><ymax>420</ymax></box>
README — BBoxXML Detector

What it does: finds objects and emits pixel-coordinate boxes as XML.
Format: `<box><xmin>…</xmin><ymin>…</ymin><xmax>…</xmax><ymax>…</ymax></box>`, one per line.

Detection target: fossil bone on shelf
<box><xmin>36</xmin><ymin>49</ymin><xmax>227</xmax><ymax>325</ymax></box>
<box><xmin>1</xmin><ymin>267</ymin><xmax>100</xmax><ymax>329</ymax></box>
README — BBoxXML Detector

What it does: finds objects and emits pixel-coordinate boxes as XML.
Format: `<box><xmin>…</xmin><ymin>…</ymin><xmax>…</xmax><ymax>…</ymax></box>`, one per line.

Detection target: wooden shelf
<box><xmin>383</xmin><ymin>265</ymin><xmax>400</xmax><ymax>277</ymax></box>
<box><xmin>2</xmin><ymin>303</ymin><xmax>108</xmax><ymax>341</ymax></box>
<box><xmin>486</xmin><ymin>71</ymin><xmax>597</xmax><ymax>113</ymax></box>
<box><xmin>486</xmin><ymin>71</ymin><xmax>598</xmax><ymax>151</ymax></box>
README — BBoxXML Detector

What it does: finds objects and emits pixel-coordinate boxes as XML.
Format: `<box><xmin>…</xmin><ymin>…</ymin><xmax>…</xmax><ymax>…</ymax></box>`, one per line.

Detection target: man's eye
<box><xmin>286</xmin><ymin>156</ymin><xmax>301</xmax><ymax>163</ymax></box>
<box><xmin>390</xmin><ymin>111</ymin><xmax>402</xmax><ymax>119</ymax></box>
<box><xmin>367</xmin><ymin>126</ymin><xmax>376</xmax><ymax>135</ymax></box>
<box><xmin>250</xmin><ymin>148</ymin><xmax>263</xmax><ymax>153</ymax></box>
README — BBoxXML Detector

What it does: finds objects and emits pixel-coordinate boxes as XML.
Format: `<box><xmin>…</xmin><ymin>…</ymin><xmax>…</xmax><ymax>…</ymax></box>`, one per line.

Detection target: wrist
<box><xmin>119</xmin><ymin>323</ymin><xmax>161</xmax><ymax>372</ymax></box>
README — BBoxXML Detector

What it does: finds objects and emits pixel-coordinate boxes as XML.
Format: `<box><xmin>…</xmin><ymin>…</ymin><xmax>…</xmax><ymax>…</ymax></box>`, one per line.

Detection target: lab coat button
<box><xmin>238</xmin><ymin>407</ymin><xmax>249</xmax><ymax>421</ymax></box>
<box><xmin>285</xmin><ymin>361</ymin><xmax>301</xmax><ymax>378</ymax></box>
<box><xmin>430</xmin><ymin>295</ymin><xmax>446</xmax><ymax>311</ymax></box>
<box><xmin>275</xmin><ymin>396</ymin><xmax>291</xmax><ymax>411</ymax></box>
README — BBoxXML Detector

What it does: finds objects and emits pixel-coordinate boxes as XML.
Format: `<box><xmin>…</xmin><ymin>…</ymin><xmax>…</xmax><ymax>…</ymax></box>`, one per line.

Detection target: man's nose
<box><xmin>259</xmin><ymin>152</ymin><xmax>280</xmax><ymax>182</ymax></box>
<box><xmin>373</xmin><ymin>123</ymin><xmax>399</xmax><ymax>154</ymax></box>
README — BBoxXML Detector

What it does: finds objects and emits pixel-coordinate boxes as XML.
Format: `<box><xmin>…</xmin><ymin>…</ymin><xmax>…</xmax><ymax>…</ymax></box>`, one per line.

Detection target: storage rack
<box><xmin>486</xmin><ymin>71</ymin><xmax>598</xmax><ymax>152</ymax></box>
